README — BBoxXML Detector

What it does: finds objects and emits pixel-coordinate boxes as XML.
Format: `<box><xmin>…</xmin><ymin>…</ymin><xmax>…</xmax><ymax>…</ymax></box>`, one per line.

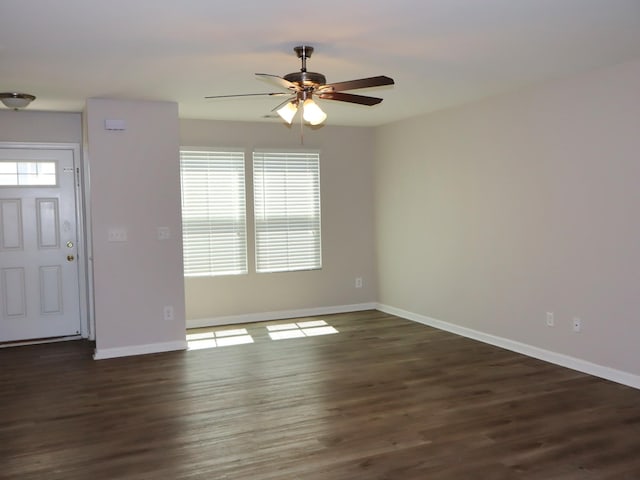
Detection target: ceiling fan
<box><xmin>205</xmin><ymin>45</ymin><xmax>394</xmax><ymax>125</ymax></box>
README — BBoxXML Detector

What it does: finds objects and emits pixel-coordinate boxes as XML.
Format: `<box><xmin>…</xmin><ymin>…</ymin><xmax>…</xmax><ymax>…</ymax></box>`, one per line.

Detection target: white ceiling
<box><xmin>2</xmin><ymin>0</ymin><xmax>640</xmax><ymax>127</ymax></box>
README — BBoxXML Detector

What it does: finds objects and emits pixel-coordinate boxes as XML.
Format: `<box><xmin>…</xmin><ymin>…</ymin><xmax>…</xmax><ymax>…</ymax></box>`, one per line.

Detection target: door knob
<box><xmin>67</xmin><ymin>255</ymin><xmax>75</xmax><ymax>262</ymax></box>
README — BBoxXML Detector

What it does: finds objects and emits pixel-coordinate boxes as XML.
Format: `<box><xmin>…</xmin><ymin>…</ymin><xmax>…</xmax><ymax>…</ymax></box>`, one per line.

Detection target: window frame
<box><xmin>0</xmin><ymin>160</ymin><xmax>58</xmax><ymax>187</ymax></box>
<box><xmin>179</xmin><ymin>147</ymin><xmax>248</xmax><ymax>277</ymax></box>
<box><xmin>252</xmin><ymin>149</ymin><xmax>322</xmax><ymax>274</ymax></box>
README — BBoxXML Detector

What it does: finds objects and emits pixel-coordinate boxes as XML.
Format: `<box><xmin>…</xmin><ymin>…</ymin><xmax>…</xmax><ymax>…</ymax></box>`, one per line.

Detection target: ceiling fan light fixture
<box><xmin>302</xmin><ymin>98</ymin><xmax>327</xmax><ymax>125</ymax></box>
<box><xmin>0</xmin><ymin>92</ymin><xmax>36</xmax><ymax>110</ymax></box>
<box><xmin>277</xmin><ymin>101</ymin><xmax>298</xmax><ymax>124</ymax></box>
<box><xmin>206</xmin><ymin>45</ymin><xmax>394</xmax><ymax>128</ymax></box>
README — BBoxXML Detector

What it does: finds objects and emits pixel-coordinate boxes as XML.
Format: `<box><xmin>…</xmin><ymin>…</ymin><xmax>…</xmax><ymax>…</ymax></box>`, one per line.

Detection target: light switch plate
<box><xmin>157</xmin><ymin>226</ymin><xmax>170</xmax><ymax>240</ymax></box>
<box><xmin>107</xmin><ymin>227</ymin><xmax>127</xmax><ymax>242</ymax></box>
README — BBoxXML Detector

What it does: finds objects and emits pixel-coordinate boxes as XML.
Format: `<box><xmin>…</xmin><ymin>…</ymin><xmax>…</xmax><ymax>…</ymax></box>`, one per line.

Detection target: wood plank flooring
<box><xmin>2</xmin><ymin>310</ymin><xmax>640</xmax><ymax>479</ymax></box>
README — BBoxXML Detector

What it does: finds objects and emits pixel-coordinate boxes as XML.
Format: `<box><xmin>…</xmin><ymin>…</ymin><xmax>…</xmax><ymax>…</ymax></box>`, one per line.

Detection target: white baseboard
<box><xmin>93</xmin><ymin>340</ymin><xmax>187</xmax><ymax>360</ymax></box>
<box><xmin>377</xmin><ymin>303</ymin><xmax>640</xmax><ymax>390</ymax></box>
<box><xmin>187</xmin><ymin>302</ymin><xmax>377</xmax><ymax>329</ymax></box>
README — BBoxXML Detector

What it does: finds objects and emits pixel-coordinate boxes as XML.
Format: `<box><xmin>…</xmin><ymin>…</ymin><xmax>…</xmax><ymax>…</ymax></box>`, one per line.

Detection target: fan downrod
<box><xmin>293</xmin><ymin>45</ymin><xmax>313</xmax><ymax>63</ymax></box>
<box><xmin>284</xmin><ymin>45</ymin><xmax>326</xmax><ymax>87</ymax></box>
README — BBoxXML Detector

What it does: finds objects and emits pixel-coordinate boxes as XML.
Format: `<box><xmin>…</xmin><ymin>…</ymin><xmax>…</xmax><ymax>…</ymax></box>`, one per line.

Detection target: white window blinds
<box><xmin>253</xmin><ymin>151</ymin><xmax>322</xmax><ymax>273</ymax></box>
<box><xmin>180</xmin><ymin>149</ymin><xmax>247</xmax><ymax>277</ymax></box>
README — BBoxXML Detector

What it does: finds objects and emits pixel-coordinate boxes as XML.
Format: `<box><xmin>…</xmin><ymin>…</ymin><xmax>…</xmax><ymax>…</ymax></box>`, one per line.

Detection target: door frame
<box><xmin>0</xmin><ymin>142</ymin><xmax>92</xmax><ymax>340</ymax></box>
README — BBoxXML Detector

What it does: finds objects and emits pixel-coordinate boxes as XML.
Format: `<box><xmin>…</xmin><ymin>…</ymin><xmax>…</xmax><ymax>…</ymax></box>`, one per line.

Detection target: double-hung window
<box><xmin>253</xmin><ymin>151</ymin><xmax>322</xmax><ymax>273</ymax></box>
<box><xmin>179</xmin><ymin>149</ymin><xmax>247</xmax><ymax>276</ymax></box>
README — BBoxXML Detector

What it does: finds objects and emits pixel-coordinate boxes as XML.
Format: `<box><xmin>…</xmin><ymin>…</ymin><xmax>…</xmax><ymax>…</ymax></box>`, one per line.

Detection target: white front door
<box><xmin>0</xmin><ymin>146</ymin><xmax>81</xmax><ymax>342</ymax></box>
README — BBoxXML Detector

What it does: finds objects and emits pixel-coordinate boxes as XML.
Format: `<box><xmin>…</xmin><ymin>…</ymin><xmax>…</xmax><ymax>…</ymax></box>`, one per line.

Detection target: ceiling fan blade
<box><xmin>317</xmin><ymin>92</ymin><xmax>383</xmax><ymax>106</ymax></box>
<box><xmin>318</xmin><ymin>75</ymin><xmax>394</xmax><ymax>93</ymax></box>
<box><xmin>205</xmin><ymin>92</ymin><xmax>289</xmax><ymax>99</ymax></box>
<box><xmin>255</xmin><ymin>73</ymin><xmax>300</xmax><ymax>91</ymax></box>
<box><xmin>271</xmin><ymin>96</ymin><xmax>297</xmax><ymax>112</ymax></box>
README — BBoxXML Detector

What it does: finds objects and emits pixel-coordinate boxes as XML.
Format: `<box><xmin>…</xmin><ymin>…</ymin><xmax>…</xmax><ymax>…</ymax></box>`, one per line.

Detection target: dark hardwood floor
<box><xmin>2</xmin><ymin>310</ymin><xmax>640</xmax><ymax>479</ymax></box>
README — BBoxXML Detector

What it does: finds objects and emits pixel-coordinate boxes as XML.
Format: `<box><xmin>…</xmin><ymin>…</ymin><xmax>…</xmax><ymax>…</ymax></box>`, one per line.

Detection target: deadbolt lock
<box><xmin>67</xmin><ymin>241</ymin><xmax>74</xmax><ymax>248</ymax></box>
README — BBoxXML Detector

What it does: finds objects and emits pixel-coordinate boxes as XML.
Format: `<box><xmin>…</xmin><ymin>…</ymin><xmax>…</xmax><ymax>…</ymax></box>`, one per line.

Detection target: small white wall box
<box><xmin>104</xmin><ymin>119</ymin><xmax>126</xmax><ymax>131</ymax></box>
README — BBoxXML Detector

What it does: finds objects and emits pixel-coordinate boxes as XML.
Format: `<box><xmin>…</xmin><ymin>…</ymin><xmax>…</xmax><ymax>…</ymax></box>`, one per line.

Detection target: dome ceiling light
<box><xmin>0</xmin><ymin>92</ymin><xmax>36</xmax><ymax>110</ymax></box>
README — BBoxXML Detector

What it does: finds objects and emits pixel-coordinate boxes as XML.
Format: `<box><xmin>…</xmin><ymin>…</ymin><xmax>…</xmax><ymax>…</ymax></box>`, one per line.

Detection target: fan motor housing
<box><xmin>283</xmin><ymin>71</ymin><xmax>326</xmax><ymax>88</ymax></box>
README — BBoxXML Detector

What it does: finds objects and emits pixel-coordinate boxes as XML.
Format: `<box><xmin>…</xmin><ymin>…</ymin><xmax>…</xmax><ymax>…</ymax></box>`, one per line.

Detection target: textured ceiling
<box><xmin>2</xmin><ymin>0</ymin><xmax>640</xmax><ymax>126</ymax></box>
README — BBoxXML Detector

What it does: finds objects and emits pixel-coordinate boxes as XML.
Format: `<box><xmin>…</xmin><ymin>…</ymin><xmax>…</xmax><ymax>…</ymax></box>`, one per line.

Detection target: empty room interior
<box><xmin>2</xmin><ymin>1</ymin><xmax>640</xmax><ymax>478</ymax></box>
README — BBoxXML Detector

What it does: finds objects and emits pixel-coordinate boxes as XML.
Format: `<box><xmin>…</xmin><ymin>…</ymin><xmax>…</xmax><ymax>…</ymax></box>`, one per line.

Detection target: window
<box><xmin>253</xmin><ymin>151</ymin><xmax>321</xmax><ymax>273</ymax></box>
<box><xmin>179</xmin><ymin>149</ymin><xmax>247</xmax><ymax>276</ymax></box>
<box><xmin>0</xmin><ymin>161</ymin><xmax>57</xmax><ymax>186</ymax></box>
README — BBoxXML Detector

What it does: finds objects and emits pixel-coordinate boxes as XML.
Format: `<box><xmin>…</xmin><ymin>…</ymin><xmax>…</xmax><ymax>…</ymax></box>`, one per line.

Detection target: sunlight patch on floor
<box><xmin>267</xmin><ymin>320</ymin><xmax>339</xmax><ymax>340</ymax></box>
<box><xmin>269</xmin><ymin>329</ymin><xmax>306</xmax><ymax>340</ymax></box>
<box><xmin>187</xmin><ymin>328</ymin><xmax>254</xmax><ymax>350</ymax></box>
<box><xmin>186</xmin><ymin>332</ymin><xmax>214</xmax><ymax>341</ymax></box>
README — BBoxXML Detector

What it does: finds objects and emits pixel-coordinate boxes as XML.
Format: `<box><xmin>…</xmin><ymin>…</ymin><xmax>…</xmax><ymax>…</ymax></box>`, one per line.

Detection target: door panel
<box><xmin>40</xmin><ymin>265</ymin><xmax>63</xmax><ymax>314</ymax></box>
<box><xmin>37</xmin><ymin>198</ymin><xmax>60</xmax><ymax>248</ymax></box>
<box><xmin>1</xmin><ymin>199</ymin><xmax>23</xmax><ymax>249</ymax></box>
<box><xmin>2</xmin><ymin>267</ymin><xmax>26</xmax><ymax>316</ymax></box>
<box><xmin>0</xmin><ymin>147</ymin><xmax>81</xmax><ymax>342</ymax></box>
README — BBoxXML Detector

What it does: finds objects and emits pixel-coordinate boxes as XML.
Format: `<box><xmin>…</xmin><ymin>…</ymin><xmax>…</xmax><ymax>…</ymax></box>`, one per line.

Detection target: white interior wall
<box><xmin>0</xmin><ymin>108</ymin><xmax>376</xmax><ymax>355</ymax></box>
<box><xmin>85</xmin><ymin>99</ymin><xmax>186</xmax><ymax>358</ymax></box>
<box><xmin>5</xmin><ymin>58</ymin><xmax>640</xmax><ymax>375</ymax></box>
<box><xmin>180</xmin><ymin>119</ymin><xmax>377</xmax><ymax>323</ymax></box>
<box><xmin>374</xmin><ymin>58</ymin><xmax>640</xmax><ymax>379</ymax></box>
<box><xmin>0</xmin><ymin>110</ymin><xmax>90</xmax><ymax>337</ymax></box>
<box><xmin>0</xmin><ymin>110</ymin><xmax>82</xmax><ymax>144</ymax></box>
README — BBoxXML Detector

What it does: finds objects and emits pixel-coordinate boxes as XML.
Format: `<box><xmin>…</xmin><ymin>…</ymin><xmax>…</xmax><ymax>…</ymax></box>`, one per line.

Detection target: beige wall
<box><xmin>0</xmin><ymin>110</ymin><xmax>82</xmax><ymax>143</ymax></box>
<box><xmin>374</xmin><ymin>58</ymin><xmax>640</xmax><ymax>375</ymax></box>
<box><xmin>180</xmin><ymin>119</ymin><xmax>377</xmax><ymax>321</ymax></box>
<box><xmin>8</xmin><ymin>58</ymin><xmax>638</xmax><ymax>375</ymax></box>
<box><xmin>0</xmin><ymin>110</ymin><xmax>88</xmax><ymax>333</ymax></box>
<box><xmin>0</xmin><ymin>108</ymin><xmax>375</xmax><ymax>351</ymax></box>
<box><xmin>85</xmin><ymin>99</ymin><xmax>186</xmax><ymax>355</ymax></box>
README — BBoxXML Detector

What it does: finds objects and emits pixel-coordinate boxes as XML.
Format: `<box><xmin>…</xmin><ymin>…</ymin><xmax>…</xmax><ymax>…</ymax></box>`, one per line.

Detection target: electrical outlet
<box><xmin>355</xmin><ymin>277</ymin><xmax>363</xmax><ymax>288</ymax></box>
<box><xmin>573</xmin><ymin>317</ymin><xmax>581</xmax><ymax>332</ymax></box>
<box><xmin>546</xmin><ymin>312</ymin><xmax>554</xmax><ymax>327</ymax></box>
<box><xmin>163</xmin><ymin>305</ymin><xmax>174</xmax><ymax>321</ymax></box>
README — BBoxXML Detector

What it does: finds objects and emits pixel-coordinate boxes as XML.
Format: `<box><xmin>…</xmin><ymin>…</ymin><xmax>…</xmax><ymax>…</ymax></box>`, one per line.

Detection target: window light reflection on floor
<box><xmin>297</xmin><ymin>320</ymin><xmax>329</xmax><ymax>328</ymax></box>
<box><xmin>302</xmin><ymin>326</ymin><xmax>338</xmax><ymax>336</ymax></box>
<box><xmin>187</xmin><ymin>328</ymin><xmax>254</xmax><ymax>350</ymax></box>
<box><xmin>214</xmin><ymin>328</ymin><xmax>249</xmax><ymax>338</ymax></box>
<box><xmin>267</xmin><ymin>320</ymin><xmax>339</xmax><ymax>340</ymax></box>
<box><xmin>269</xmin><ymin>329</ymin><xmax>306</xmax><ymax>340</ymax></box>
<box><xmin>188</xmin><ymin>338</ymin><xmax>218</xmax><ymax>350</ymax></box>
<box><xmin>267</xmin><ymin>323</ymin><xmax>299</xmax><ymax>332</ymax></box>
<box><xmin>215</xmin><ymin>335</ymin><xmax>254</xmax><ymax>347</ymax></box>
<box><xmin>186</xmin><ymin>332</ymin><xmax>214</xmax><ymax>341</ymax></box>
